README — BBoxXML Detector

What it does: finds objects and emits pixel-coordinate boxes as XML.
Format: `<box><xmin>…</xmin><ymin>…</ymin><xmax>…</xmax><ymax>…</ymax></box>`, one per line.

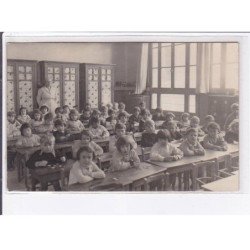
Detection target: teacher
<box><xmin>36</xmin><ymin>81</ymin><xmax>57</xmax><ymax>115</ymax></box>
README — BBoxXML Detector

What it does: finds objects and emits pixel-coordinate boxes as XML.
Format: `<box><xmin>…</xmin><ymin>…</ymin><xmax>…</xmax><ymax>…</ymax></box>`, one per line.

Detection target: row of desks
<box><xmin>68</xmin><ymin>143</ymin><xmax>239</xmax><ymax>191</ymax></box>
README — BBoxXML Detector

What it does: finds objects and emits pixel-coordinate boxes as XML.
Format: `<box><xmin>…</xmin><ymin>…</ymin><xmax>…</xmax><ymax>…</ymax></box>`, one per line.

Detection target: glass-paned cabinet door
<box><xmin>63</xmin><ymin>66</ymin><xmax>77</xmax><ymax>108</ymax></box>
<box><xmin>7</xmin><ymin>65</ymin><xmax>15</xmax><ymax>112</ymax></box>
<box><xmin>18</xmin><ymin>65</ymin><xmax>34</xmax><ymax>111</ymax></box>
<box><xmin>101</xmin><ymin>81</ymin><xmax>112</xmax><ymax>105</ymax></box>
<box><xmin>47</xmin><ymin>65</ymin><xmax>61</xmax><ymax>106</ymax></box>
<box><xmin>88</xmin><ymin>81</ymin><xmax>99</xmax><ymax>108</ymax></box>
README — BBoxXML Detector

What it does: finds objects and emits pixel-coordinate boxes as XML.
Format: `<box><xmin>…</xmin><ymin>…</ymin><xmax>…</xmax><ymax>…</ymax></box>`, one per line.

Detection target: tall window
<box><xmin>150</xmin><ymin>43</ymin><xmax>197</xmax><ymax>114</ymax></box>
<box><xmin>209</xmin><ymin>43</ymin><xmax>239</xmax><ymax>93</ymax></box>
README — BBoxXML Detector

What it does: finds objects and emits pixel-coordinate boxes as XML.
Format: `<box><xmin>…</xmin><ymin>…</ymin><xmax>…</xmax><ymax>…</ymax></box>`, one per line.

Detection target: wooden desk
<box><xmin>68</xmin><ymin>162</ymin><xmax>166</xmax><ymax>191</ymax></box>
<box><xmin>201</xmin><ymin>174</ymin><xmax>239</xmax><ymax>192</ymax></box>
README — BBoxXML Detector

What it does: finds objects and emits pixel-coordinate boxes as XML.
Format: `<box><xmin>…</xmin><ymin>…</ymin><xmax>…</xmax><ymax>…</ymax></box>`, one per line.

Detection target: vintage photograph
<box><xmin>5</xmin><ymin>40</ymin><xmax>239</xmax><ymax>192</ymax></box>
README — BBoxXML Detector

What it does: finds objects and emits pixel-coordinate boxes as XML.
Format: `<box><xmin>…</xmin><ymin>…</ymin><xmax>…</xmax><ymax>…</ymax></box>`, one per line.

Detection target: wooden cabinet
<box><xmin>7</xmin><ymin>60</ymin><xmax>38</xmax><ymax>113</ymax></box>
<box><xmin>79</xmin><ymin>64</ymin><xmax>115</xmax><ymax>110</ymax></box>
<box><xmin>39</xmin><ymin>61</ymin><xmax>79</xmax><ymax>109</ymax></box>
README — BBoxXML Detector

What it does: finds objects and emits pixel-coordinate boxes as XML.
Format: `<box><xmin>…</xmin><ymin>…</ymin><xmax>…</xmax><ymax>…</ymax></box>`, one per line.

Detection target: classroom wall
<box><xmin>7</xmin><ymin>42</ymin><xmax>141</xmax><ymax>85</ymax></box>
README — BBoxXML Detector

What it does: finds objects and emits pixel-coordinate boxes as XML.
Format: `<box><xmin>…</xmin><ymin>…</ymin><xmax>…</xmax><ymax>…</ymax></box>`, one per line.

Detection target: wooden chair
<box><xmin>193</xmin><ymin>160</ymin><xmax>220</xmax><ymax>189</ymax></box>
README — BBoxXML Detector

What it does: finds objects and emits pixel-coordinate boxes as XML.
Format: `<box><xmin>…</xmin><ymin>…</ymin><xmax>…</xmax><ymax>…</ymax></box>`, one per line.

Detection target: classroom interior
<box><xmin>6</xmin><ymin>42</ymin><xmax>239</xmax><ymax>192</ymax></box>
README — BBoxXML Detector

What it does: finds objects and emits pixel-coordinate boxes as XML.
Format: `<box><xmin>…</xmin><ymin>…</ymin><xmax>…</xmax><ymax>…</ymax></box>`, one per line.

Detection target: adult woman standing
<box><xmin>36</xmin><ymin>82</ymin><xmax>57</xmax><ymax>115</ymax></box>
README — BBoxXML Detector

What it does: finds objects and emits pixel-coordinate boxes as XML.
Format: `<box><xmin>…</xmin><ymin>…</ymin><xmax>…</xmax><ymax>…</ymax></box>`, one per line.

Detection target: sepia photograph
<box><xmin>4</xmin><ymin>38</ymin><xmax>239</xmax><ymax>193</ymax></box>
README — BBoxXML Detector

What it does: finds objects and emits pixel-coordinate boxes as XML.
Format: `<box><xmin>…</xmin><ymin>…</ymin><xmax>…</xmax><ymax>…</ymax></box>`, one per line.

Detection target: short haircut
<box><xmin>20</xmin><ymin>123</ymin><xmax>31</xmax><ymax>136</ymax></box>
<box><xmin>40</xmin><ymin>134</ymin><xmax>55</xmax><ymax>145</ymax></box>
<box><xmin>89</xmin><ymin>116</ymin><xmax>99</xmax><ymax>125</ymax></box>
<box><xmin>118</xmin><ymin>102</ymin><xmax>125</xmax><ymax>109</ymax></box>
<box><xmin>54</xmin><ymin>119</ymin><xmax>66</xmax><ymax>127</ymax></box>
<box><xmin>40</xmin><ymin>105</ymin><xmax>49</xmax><ymax>111</ymax></box>
<box><xmin>145</xmin><ymin>119</ymin><xmax>155</xmax><ymax>127</ymax></box>
<box><xmin>181</xmin><ymin>112</ymin><xmax>190</xmax><ymax>120</ymax></box>
<box><xmin>55</xmin><ymin>107</ymin><xmax>63</xmax><ymax>114</ymax></box>
<box><xmin>141</xmin><ymin>109</ymin><xmax>150</xmax><ymax>116</ymax></box>
<box><xmin>100</xmin><ymin>105</ymin><xmax>107</xmax><ymax>112</ymax></box>
<box><xmin>80</xmin><ymin>130</ymin><xmax>93</xmax><ymax>141</ymax></box>
<box><xmin>118</xmin><ymin>112</ymin><xmax>127</xmax><ymax>119</ymax></box>
<box><xmin>63</xmin><ymin>105</ymin><xmax>69</xmax><ymax>109</ymax></box>
<box><xmin>91</xmin><ymin>109</ymin><xmax>101</xmax><ymax>116</ymax></box>
<box><xmin>76</xmin><ymin>146</ymin><xmax>95</xmax><ymax>160</ymax></box>
<box><xmin>185</xmin><ymin>127</ymin><xmax>198</xmax><ymax>136</ymax></box>
<box><xmin>231</xmin><ymin>103</ymin><xmax>239</xmax><ymax>111</ymax></box>
<box><xmin>156</xmin><ymin>129</ymin><xmax>171</xmax><ymax>142</ymax></box>
<box><xmin>115</xmin><ymin>123</ymin><xmax>126</xmax><ymax>131</ymax></box>
<box><xmin>190</xmin><ymin>116</ymin><xmax>200</xmax><ymax>124</ymax></box>
<box><xmin>44</xmin><ymin>112</ymin><xmax>54</xmax><ymax>121</ymax></box>
<box><xmin>19</xmin><ymin>107</ymin><xmax>27</xmax><ymax>115</ymax></box>
<box><xmin>205</xmin><ymin>115</ymin><xmax>215</xmax><ymax>121</ymax></box>
<box><xmin>155</xmin><ymin>107</ymin><xmax>163</xmax><ymax>113</ymax></box>
<box><xmin>108</xmin><ymin>109</ymin><xmax>114</xmax><ymax>116</ymax></box>
<box><xmin>139</xmin><ymin>101</ymin><xmax>146</xmax><ymax>106</ymax></box>
<box><xmin>33</xmin><ymin>109</ymin><xmax>42</xmax><ymax>116</ymax></box>
<box><xmin>165</xmin><ymin>112</ymin><xmax>175</xmax><ymax>119</ymax></box>
<box><xmin>166</xmin><ymin>120</ymin><xmax>177</xmax><ymax>128</ymax></box>
<box><xmin>133</xmin><ymin>106</ymin><xmax>141</xmax><ymax>112</ymax></box>
<box><xmin>207</xmin><ymin>122</ymin><xmax>220</xmax><ymax>131</ymax></box>
<box><xmin>115</xmin><ymin>135</ymin><xmax>131</xmax><ymax>152</ymax></box>
<box><xmin>7</xmin><ymin>111</ymin><xmax>15</xmax><ymax>117</ymax></box>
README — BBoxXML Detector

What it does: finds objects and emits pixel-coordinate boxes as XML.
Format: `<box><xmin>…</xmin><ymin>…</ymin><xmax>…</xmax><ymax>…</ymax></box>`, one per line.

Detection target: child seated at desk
<box><xmin>225</xmin><ymin>119</ymin><xmax>239</xmax><ymax>144</ymax></box>
<box><xmin>84</xmin><ymin>102</ymin><xmax>92</xmax><ymax>113</ymax></box>
<box><xmin>118</xmin><ymin>102</ymin><xmax>130</xmax><ymax>117</ymax></box>
<box><xmin>7</xmin><ymin>111</ymin><xmax>21</xmax><ymax>138</ymax></box>
<box><xmin>88</xmin><ymin>117</ymin><xmax>110</xmax><ymax>139</ymax></box>
<box><xmin>139</xmin><ymin>101</ymin><xmax>146</xmax><ymax>114</ymax></box>
<box><xmin>72</xmin><ymin>130</ymin><xmax>103</xmax><ymax>159</ymax></box>
<box><xmin>203</xmin><ymin>122</ymin><xmax>228</xmax><ymax>151</ymax></box>
<box><xmin>106</xmin><ymin>109</ymin><xmax>117</xmax><ymax>127</ymax></box>
<box><xmin>165</xmin><ymin>121</ymin><xmax>182</xmax><ymax>142</ymax></box>
<box><xmin>17</xmin><ymin>107</ymin><xmax>31</xmax><ymax>125</ymax></box>
<box><xmin>53</xmin><ymin>119</ymin><xmax>71</xmax><ymax>143</ymax></box>
<box><xmin>80</xmin><ymin>109</ymin><xmax>91</xmax><ymax>127</ymax></box>
<box><xmin>113</xmin><ymin>102</ymin><xmax>119</xmax><ymax>116</ymax></box>
<box><xmin>90</xmin><ymin>109</ymin><xmax>106</xmax><ymax>127</ymax></box>
<box><xmin>141</xmin><ymin>119</ymin><xmax>157</xmax><ymax>147</ymax></box>
<box><xmin>139</xmin><ymin>109</ymin><xmax>151</xmax><ymax>132</ymax></box>
<box><xmin>69</xmin><ymin>146</ymin><xmax>105</xmax><ymax>185</ymax></box>
<box><xmin>150</xmin><ymin>130</ymin><xmax>183</xmax><ymax>162</ymax></box>
<box><xmin>26</xmin><ymin>135</ymin><xmax>66</xmax><ymax>191</ymax></box>
<box><xmin>30</xmin><ymin>109</ymin><xmax>43</xmax><ymax>133</ymax></box>
<box><xmin>36</xmin><ymin>113</ymin><xmax>54</xmax><ymax>134</ymax></box>
<box><xmin>162</xmin><ymin>112</ymin><xmax>177</xmax><ymax>129</ymax></box>
<box><xmin>62</xmin><ymin>105</ymin><xmax>70</xmax><ymax>120</ymax></box>
<box><xmin>224</xmin><ymin>103</ymin><xmax>239</xmax><ymax>132</ymax></box>
<box><xmin>201</xmin><ymin>115</ymin><xmax>215</xmax><ymax>134</ymax></box>
<box><xmin>152</xmin><ymin>107</ymin><xmax>165</xmax><ymax>122</ymax></box>
<box><xmin>16</xmin><ymin>123</ymin><xmax>41</xmax><ymax>148</ymax></box>
<box><xmin>117</xmin><ymin>112</ymin><xmax>129</xmax><ymax>129</ymax></box>
<box><xmin>110</xmin><ymin>135</ymin><xmax>140</xmax><ymax>172</ymax></box>
<box><xmin>54</xmin><ymin>107</ymin><xmax>67</xmax><ymax>123</ymax></box>
<box><xmin>40</xmin><ymin>105</ymin><xmax>49</xmax><ymax>120</ymax></box>
<box><xmin>100</xmin><ymin>105</ymin><xmax>109</xmax><ymax>121</ymax></box>
<box><xmin>179</xmin><ymin>128</ymin><xmax>205</xmax><ymax>156</ymax></box>
<box><xmin>128</xmin><ymin>106</ymin><xmax>141</xmax><ymax>132</ymax></box>
<box><xmin>109</xmin><ymin>123</ymin><xmax>137</xmax><ymax>153</ymax></box>
<box><xmin>189</xmin><ymin>116</ymin><xmax>205</xmax><ymax>137</ymax></box>
<box><xmin>67</xmin><ymin>109</ymin><xmax>85</xmax><ymax>133</ymax></box>
<box><xmin>178</xmin><ymin>112</ymin><xmax>190</xmax><ymax>131</ymax></box>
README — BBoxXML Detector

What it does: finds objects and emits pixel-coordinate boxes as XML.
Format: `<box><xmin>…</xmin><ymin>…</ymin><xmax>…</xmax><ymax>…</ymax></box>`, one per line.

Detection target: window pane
<box><xmin>151</xmin><ymin>93</ymin><xmax>157</xmax><ymax>109</ymax></box>
<box><xmin>161</xmin><ymin>46</ymin><xmax>171</xmax><ymax>67</ymax></box>
<box><xmin>174</xmin><ymin>44</ymin><xmax>186</xmax><ymax>66</ymax></box>
<box><xmin>226</xmin><ymin>43</ymin><xmax>239</xmax><ymax>63</ymax></box>
<box><xmin>152</xmin><ymin>68</ymin><xmax>158</xmax><ymax>87</ymax></box>
<box><xmin>212</xmin><ymin>64</ymin><xmax>221</xmax><ymax>88</ymax></box>
<box><xmin>160</xmin><ymin>94</ymin><xmax>185</xmax><ymax>112</ymax></box>
<box><xmin>212</xmin><ymin>43</ymin><xmax>222</xmax><ymax>64</ymax></box>
<box><xmin>189</xmin><ymin>66</ymin><xmax>197</xmax><ymax>88</ymax></box>
<box><xmin>152</xmin><ymin>43</ymin><xmax>159</xmax><ymax>48</ymax></box>
<box><xmin>174</xmin><ymin>67</ymin><xmax>185</xmax><ymax>88</ymax></box>
<box><xmin>161</xmin><ymin>68</ymin><xmax>171</xmax><ymax>88</ymax></box>
<box><xmin>190</xmin><ymin>43</ymin><xmax>197</xmax><ymax>65</ymax></box>
<box><xmin>226</xmin><ymin>63</ymin><xmax>239</xmax><ymax>89</ymax></box>
<box><xmin>152</xmin><ymin>48</ymin><xmax>158</xmax><ymax>68</ymax></box>
<box><xmin>189</xmin><ymin>95</ymin><xmax>196</xmax><ymax>113</ymax></box>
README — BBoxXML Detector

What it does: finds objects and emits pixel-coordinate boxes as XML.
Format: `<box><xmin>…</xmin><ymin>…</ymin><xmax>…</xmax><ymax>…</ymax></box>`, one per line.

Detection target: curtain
<box><xmin>196</xmin><ymin>43</ymin><xmax>212</xmax><ymax>93</ymax></box>
<box><xmin>135</xmin><ymin>43</ymin><xmax>149</xmax><ymax>94</ymax></box>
